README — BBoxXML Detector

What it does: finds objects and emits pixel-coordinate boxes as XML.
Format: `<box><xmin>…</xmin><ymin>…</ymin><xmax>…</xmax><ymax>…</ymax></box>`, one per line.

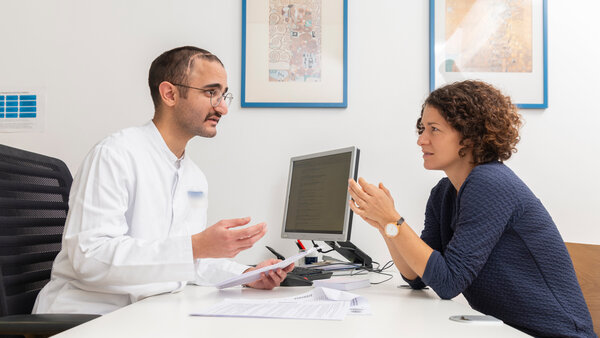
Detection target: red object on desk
<box><xmin>297</xmin><ymin>240</ymin><xmax>306</xmax><ymax>250</ymax></box>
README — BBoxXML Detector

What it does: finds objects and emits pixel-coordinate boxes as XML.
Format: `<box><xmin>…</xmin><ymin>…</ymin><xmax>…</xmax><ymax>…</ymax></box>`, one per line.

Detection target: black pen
<box><xmin>265</xmin><ymin>246</ymin><xmax>285</xmax><ymax>260</ymax></box>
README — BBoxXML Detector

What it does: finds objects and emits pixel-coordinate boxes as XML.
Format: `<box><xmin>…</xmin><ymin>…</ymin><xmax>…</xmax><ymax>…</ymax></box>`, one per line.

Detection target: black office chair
<box><xmin>0</xmin><ymin>144</ymin><xmax>99</xmax><ymax>338</ymax></box>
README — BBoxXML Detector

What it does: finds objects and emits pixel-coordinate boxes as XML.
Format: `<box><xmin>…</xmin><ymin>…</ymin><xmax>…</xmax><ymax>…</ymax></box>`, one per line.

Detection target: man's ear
<box><xmin>158</xmin><ymin>81</ymin><xmax>177</xmax><ymax>107</ymax></box>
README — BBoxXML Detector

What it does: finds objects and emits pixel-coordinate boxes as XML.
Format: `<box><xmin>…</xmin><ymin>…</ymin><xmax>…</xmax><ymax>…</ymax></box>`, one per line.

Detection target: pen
<box><xmin>265</xmin><ymin>246</ymin><xmax>285</xmax><ymax>260</ymax></box>
<box><xmin>296</xmin><ymin>240</ymin><xmax>306</xmax><ymax>250</ymax></box>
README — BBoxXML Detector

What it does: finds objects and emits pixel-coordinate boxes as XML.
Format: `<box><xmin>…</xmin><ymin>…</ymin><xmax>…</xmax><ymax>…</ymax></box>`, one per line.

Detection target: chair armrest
<box><xmin>0</xmin><ymin>313</ymin><xmax>100</xmax><ymax>335</ymax></box>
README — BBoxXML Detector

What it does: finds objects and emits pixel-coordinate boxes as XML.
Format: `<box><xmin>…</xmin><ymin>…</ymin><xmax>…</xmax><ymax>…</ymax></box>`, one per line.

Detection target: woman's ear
<box><xmin>458</xmin><ymin>138</ymin><xmax>475</xmax><ymax>160</ymax></box>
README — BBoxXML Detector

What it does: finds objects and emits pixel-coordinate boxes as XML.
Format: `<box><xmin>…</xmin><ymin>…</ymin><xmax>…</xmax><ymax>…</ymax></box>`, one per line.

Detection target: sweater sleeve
<box><xmin>421</xmin><ymin>171</ymin><xmax>519</xmax><ymax>299</ymax></box>
<box><xmin>403</xmin><ymin>182</ymin><xmax>445</xmax><ymax>289</ymax></box>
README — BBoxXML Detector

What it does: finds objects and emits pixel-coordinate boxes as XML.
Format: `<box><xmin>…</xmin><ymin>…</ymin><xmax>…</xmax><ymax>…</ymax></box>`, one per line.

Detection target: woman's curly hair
<box><xmin>417</xmin><ymin>80</ymin><xmax>522</xmax><ymax>165</ymax></box>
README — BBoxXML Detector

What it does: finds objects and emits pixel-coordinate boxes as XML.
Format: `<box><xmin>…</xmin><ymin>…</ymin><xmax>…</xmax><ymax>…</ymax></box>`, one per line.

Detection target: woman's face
<box><xmin>417</xmin><ymin>105</ymin><xmax>470</xmax><ymax>172</ymax></box>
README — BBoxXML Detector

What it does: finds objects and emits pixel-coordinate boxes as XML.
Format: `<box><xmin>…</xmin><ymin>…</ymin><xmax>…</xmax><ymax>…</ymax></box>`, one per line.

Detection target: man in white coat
<box><xmin>33</xmin><ymin>46</ymin><xmax>293</xmax><ymax>314</ymax></box>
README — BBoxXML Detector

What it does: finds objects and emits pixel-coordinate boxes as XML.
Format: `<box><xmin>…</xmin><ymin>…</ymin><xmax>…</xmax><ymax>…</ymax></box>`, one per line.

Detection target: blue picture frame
<box><xmin>429</xmin><ymin>0</ymin><xmax>548</xmax><ymax>109</ymax></box>
<box><xmin>241</xmin><ymin>0</ymin><xmax>348</xmax><ymax>108</ymax></box>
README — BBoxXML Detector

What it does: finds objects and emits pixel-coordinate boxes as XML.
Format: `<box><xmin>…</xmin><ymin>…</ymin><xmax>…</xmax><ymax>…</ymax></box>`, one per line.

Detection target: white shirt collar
<box><xmin>143</xmin><ymin>121</ymin><xmax>185</xmax><ymax>169</ymax></box>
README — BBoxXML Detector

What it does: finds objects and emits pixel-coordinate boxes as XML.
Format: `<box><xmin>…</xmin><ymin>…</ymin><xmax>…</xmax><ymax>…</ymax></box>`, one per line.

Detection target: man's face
<box><xmin>173</xmin><ymin>59</ymin><xmax>229</xmax><ymax>139</ymax></box>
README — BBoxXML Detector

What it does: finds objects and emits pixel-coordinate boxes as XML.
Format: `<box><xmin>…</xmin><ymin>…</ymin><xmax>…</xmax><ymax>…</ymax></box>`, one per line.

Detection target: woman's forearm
<box><xmin>381</xmin><ymin>229</ymin><xmax>419</xmax><ymax>280</ymax></box>
<box><xmin>381</xmin><ymin>221</ymin><xmax>434</xmax><ymax>279</ymax></box>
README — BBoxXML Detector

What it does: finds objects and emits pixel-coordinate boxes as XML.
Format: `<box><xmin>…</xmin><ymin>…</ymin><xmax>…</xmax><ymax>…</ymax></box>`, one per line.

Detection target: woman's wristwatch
<box><xmin>385</xmin><ymin>217</ymin><xmax>405</xmax><ymax>238</ymax></box>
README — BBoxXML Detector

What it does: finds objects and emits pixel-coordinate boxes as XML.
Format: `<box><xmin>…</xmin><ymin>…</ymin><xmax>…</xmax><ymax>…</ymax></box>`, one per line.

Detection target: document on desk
<box><xmin>190</xmin><ymin>287</ymin><xmax>370</xmax><ymax>320</ymax></box>
<box><xmin>313</xmin><ymin>277</ymin><xmax>370</xmax><ymax>291</ymax></box>
<box><xmin>215</xmin><ymin>248</ymin><xmax>316</xmax><ymax>289</ymax></box>
<box><xmin>296</xmin><ymin>287</ymin><xmax>371</xmax><ymax>315</ymax></box>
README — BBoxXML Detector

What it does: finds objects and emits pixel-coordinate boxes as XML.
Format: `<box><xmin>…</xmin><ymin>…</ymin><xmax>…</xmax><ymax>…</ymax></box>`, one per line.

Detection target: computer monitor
<box><xmin>281</xmin><ymin>147</ymin><xmax>372</xmax><ymax>267</ymax></box>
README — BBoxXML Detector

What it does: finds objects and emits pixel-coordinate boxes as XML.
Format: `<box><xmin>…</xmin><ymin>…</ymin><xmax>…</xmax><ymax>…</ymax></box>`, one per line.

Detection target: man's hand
<box><xmin>191</xmin><ymin>217</ymin><xmax>267</xmax><ymax>259</ymax></box>
<box><xmin>244</xmin><ymin>259</ymin><xmax>295</xmax><ymax>290</ymax></box>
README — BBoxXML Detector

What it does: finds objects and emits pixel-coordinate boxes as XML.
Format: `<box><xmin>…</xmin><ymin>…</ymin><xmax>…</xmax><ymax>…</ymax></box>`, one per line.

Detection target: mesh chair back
<box><xmin>0</xmin><ymin>145</ymin><xmax>72</xmax><ymax>316</ymax></box>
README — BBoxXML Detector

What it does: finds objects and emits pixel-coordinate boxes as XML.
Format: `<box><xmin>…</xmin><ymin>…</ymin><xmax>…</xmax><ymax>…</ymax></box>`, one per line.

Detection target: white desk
<box><xmin>53</xmin><ymin>279</ymin><xmax>529</xmax><ymax>338</ymax></box>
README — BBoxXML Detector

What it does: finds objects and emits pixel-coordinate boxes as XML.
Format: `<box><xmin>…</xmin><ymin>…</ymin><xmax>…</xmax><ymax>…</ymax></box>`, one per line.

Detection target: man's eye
<box><xmin>205</xmin><ymin>90</ymin><xmax>216</xmax><ymax>96</ymax></box>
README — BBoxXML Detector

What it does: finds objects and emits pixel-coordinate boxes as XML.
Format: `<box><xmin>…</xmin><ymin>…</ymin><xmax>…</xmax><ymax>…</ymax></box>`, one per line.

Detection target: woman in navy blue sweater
<box><xmin>348</xmin><ymin>80</ymin><xmax>595</xmax><ymax>337</ymax></box>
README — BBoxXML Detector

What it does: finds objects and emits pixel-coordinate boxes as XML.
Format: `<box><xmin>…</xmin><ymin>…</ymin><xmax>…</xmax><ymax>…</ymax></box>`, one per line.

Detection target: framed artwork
<box><xmin>241</xmin><ymin>0</ymin><xmax>348</xmax><ymax>108</ymax></box>
<box><xmin>430</xmin><ymin>0</ymin><xmax>548</xmax><ymax>109</ymax></box>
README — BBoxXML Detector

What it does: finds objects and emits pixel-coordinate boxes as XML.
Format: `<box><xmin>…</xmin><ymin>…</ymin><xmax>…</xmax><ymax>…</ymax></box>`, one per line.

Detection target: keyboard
<box><xmin>290</xmin><ymin>266</ymin><xmax>333</xmax><ymax>281</ymax></box>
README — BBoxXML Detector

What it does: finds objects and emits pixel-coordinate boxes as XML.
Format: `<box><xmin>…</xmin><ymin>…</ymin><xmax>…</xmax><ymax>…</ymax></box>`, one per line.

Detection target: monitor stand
<box><xmin>324</xmin><ymin>241</ymin><xmax>373</xmax><ymax>269</ymax></box>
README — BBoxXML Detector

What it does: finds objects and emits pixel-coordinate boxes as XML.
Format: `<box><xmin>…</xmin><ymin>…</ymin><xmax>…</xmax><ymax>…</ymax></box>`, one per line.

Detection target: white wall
<box><xmin>1</xmin><ymin>1</ymin><xmax>599</xmax><ymax>266</ymax></box>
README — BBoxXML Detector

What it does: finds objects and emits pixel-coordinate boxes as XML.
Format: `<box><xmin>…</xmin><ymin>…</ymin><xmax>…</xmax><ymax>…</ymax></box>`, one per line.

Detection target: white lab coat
<box><xmin>32</xmin><ymin>122</ymin><xmax>248</xmax><ymax>314</ymax></box>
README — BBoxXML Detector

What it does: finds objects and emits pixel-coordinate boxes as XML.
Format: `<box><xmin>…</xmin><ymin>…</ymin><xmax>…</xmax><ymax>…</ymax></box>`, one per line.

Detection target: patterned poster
<box><xmin>268</xmin><ymin>0</ymin><xmax>322</xmax><ymax>82</ymax></box>
<box><xmin>444</xmin><ymin>0</ymin><xmax>532</xmax><ymax>73</ymax></box>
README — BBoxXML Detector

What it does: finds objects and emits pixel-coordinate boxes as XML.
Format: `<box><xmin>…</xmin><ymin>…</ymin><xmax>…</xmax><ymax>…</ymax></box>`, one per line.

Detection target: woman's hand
<box><xmin>348</xmin><ymin>177</ymin><xmax>400</xmax><ymax>228</ymax></box>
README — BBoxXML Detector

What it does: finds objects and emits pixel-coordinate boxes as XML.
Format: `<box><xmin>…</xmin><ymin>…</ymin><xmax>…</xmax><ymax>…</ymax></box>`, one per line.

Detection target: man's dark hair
<box><xmin>148</xmin><ymin>46</ymin><xmax>224</xmax><ymax>109</ymax></box>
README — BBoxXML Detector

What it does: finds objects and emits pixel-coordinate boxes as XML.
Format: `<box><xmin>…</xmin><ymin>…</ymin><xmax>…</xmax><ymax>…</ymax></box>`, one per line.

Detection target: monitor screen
<box><xmin>281</xmin><ymin>147</ymin><xmax>359</xmax><ymax>242</ymax></box>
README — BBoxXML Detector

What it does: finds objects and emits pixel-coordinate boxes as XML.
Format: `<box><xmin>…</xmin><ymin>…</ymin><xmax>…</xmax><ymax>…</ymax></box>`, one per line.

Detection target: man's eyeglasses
<box><xmin>171</xmin><ymin>83</ymin><xmax>233</xmax><ymax>107</ymax></box>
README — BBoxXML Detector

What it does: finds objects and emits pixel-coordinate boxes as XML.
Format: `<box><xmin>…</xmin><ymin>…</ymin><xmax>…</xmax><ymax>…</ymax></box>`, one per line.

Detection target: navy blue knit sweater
<box><xmin>404</xmin><ymin>162</ymin><xmax>596</xmax><ymax>337</ymax></box>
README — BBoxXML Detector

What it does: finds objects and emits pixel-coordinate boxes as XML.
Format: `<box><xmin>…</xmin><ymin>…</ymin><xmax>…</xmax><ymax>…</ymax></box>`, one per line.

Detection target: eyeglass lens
<box><xmin>211</xmin><ymin>92</ymin><xmax>233</xmax><ymax>107</ymax></box>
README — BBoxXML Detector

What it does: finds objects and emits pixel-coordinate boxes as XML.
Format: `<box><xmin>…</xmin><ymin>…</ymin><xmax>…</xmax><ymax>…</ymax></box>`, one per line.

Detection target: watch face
<box><xmin>385</xmin><ymin>223</ymin><xmax>399</xmax><ymax>237</ymax></box>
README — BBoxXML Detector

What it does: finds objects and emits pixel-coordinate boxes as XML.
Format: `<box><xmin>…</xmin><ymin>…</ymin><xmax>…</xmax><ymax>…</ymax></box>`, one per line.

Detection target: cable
<box><xmin>311</xmin><ymin>240</ymin><xmax>334</xmax><ymax>254</ymax></box>
<box><xmin>310</xmin><ymin>240</ymin><xmax>396</xmax><ymax>284</ymax></box>
<box><xmin>367</xmin><ymin>269</ymin><xmax>394</xmax><ymax>284</ymax></box>
<box><xmin>350</xmin><ymin>259</ymin><xmax>395</xmax><ymax>284</ymax></box>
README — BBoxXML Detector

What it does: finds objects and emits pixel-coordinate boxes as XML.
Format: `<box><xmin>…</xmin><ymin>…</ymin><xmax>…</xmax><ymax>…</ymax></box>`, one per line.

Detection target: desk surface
<box><xmin>53</xmin><ymin>279</ymin><xmax>529</xmax><ymax>338</ymax></box>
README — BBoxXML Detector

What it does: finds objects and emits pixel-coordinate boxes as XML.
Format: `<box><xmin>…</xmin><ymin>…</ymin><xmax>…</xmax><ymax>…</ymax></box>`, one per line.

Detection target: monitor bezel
<box><xmin>280</xmin><ymin>146</ymin><xmax>359</xmax><ymax>242</ymax></box>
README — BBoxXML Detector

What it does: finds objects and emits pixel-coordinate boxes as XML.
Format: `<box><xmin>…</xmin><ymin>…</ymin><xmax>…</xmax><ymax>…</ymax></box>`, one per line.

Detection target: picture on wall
<box><xmin>242</xmin><ymin>0</ymin><xmax>348</xmax><ymax>108</ymax></box>
<box><xmin>430</xmin><ymin>0</ymin><xmax>548</xmax><ymax>108</ymax></box>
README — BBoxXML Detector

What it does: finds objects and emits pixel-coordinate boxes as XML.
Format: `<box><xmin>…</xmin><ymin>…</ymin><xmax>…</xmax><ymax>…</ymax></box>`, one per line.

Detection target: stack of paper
<box><xmin>306</xmin><ymin>262</ymin><xmax>361</xmax><ymax>271</ymax></box>
<box><xmin>299</xmin><ymin>287</ymin><xmax>371</xmax><ymax>315</ymax></box>
<box><xmin>313</xmin><ymin>277</ymin><xmax>370</xmax><ymax>291</ymax></box>
<box><xmin>214</xmin><ymin>248</ymin><xmax>316</xmax><ymax>289</ymax></box>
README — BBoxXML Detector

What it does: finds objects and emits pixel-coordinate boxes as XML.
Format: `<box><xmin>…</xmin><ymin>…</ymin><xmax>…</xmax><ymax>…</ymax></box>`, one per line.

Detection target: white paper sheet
<box><xmin>215</xmin><ymin>248</ymin><xmax>316</xmax><ymax>289</ymax></box>
<box><xmin>312</xmin><ymin>263</ymin><xmax>361</xmax><ymax>271</ymax></box>
<box><xmin>190</xmin><ymin>298</ymin><xmax>348</xmax><ymax>320</ymax></box>
<box><xmin>312</xmin><ymin>277</ymin><xmax>370</xmax><ymax>291</ymax></box>
<box><xmin>292</xmin><ymin>287</ymin><xmax>371</xmax><ymax>315</ymax></box>
<box><xmin>190</xmin><ymin>287</ymin><xmax>370</xmax><ymax>320</ymax></box>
